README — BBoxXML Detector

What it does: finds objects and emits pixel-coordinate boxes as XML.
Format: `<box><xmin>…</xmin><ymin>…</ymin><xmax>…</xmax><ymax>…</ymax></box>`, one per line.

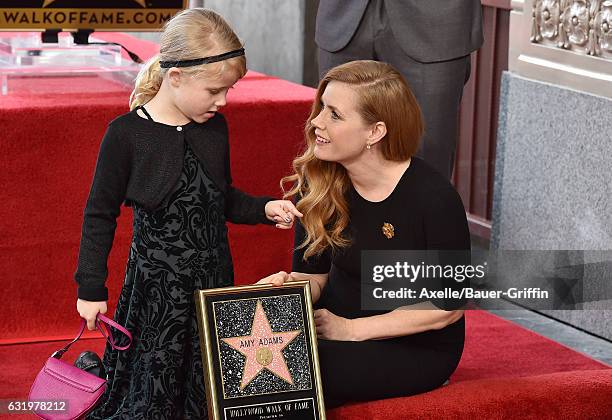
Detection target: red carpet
<box><xmin>1</xmin><ymin>311</ymin><xmax>610</xmax><ymax>419</ymax></box>
<box><xmin>0</xmin><ymin>32</ymin><xmax>313</xmax><ymax>343</ymax></box>
<box><xmin>1</xmin><ymin>33</ymin><xmax>610</xmax><ymax>418</ymax></box>
<box><xmin>328</xmin><ymin>369</ymin><xmax>612</xmax><ymax>419</ymax></box>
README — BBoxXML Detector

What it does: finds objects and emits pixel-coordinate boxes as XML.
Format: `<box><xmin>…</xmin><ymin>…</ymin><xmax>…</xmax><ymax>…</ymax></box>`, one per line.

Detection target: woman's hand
<box><xmin>76</xmin><ymin>299</ymin><xmax>108</xmax><ymax>331</ymax></box>
<box><xmin>265</xmin><ymin>200</ymin><xmax>303</xmax><ymax>229</ymax></box>
<box><xmin>314</xmin><ymin>309</ymin><xmax>358</xmax><ymax>341</ymax></box>
<box><xmin>258</xmin><ymin>275</ymin><xmax>356</xmax><ymax>340</ymax></box>
<box><xmin>256</xmin><ymin>271</ymin><xmax>290</xmax><ymax>286</ymax></box>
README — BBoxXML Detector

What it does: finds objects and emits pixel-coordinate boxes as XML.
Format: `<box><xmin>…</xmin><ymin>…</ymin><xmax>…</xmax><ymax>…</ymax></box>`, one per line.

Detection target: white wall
<box><xmin>204</xmin><ymin>0</ymin><xmax>306</xmax><ymax>84</ymax></box>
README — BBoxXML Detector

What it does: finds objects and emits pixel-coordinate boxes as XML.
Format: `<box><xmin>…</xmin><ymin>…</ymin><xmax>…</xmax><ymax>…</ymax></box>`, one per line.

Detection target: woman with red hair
<box><xmin>259</xmin><ymin>60</ymin><xmax>470</xmax><ymax>407</ymax></box>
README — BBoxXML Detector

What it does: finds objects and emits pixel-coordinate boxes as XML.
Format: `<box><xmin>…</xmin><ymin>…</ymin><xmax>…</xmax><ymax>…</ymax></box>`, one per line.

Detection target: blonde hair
<box><xmin>283</xmin><ymin>60</ymin><xmax>424</xmax><ymax>259</ymax></box>
<box><xmin>129</xmin><ymin>8</ymin><xmax>246</xmax><ymax>110</ymax></box>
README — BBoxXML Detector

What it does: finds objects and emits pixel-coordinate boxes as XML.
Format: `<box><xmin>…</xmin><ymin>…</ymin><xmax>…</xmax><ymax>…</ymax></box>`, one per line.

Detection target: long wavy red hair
<box><xmin>282</xmin><ymin>60</ymin><xmax>424</xmax><ymax>259</ymax></box>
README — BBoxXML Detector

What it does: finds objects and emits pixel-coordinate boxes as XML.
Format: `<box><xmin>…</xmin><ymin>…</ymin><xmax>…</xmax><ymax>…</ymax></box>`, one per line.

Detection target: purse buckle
<box><xmin>51</xmin><ymin>349</ymin><xmax>64</xmax><ymax>359</ymax></box>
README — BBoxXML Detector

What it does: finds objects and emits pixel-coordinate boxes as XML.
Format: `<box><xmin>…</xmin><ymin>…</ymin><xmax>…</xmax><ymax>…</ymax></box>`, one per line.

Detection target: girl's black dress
<box><xmin>292</xmin><ymin>157</ymin><xmax>471</xmax><ymax>408</ymax></box>
<box><xmin>87</xmin><ymin>111</ymin><xmax>233</xmax><ymax>419</ymax></box>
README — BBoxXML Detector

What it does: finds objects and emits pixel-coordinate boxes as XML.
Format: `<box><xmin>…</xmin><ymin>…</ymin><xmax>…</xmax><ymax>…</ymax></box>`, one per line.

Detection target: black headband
<box><xmin>159</xmin><ymin>47</ymin><xmax>245</xmax><ymax>69</ymax></box>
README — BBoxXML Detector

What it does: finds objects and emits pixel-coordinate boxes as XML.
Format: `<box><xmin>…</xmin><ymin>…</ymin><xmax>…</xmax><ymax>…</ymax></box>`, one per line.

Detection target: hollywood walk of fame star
<box><xmin>43</xmin><ymin>1</ymin><xmax>147</xmax><ymax>7</ymax></box>
<box><xmin>221</xmin><ymin>300</ymin><xmax>301</xmax><ymax>390</ymax></box>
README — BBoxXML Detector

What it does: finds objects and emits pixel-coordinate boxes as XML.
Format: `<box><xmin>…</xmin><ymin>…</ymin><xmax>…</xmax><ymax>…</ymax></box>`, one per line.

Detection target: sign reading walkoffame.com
<box><xmin>1</xmin><ymin>1</ymin><xmax>188</xmax><ymax>31</ymax></box>
<box><xmin>361</xmin><ymin>250</ymin><xmax>612</xmax><ymax>311</ymax></box>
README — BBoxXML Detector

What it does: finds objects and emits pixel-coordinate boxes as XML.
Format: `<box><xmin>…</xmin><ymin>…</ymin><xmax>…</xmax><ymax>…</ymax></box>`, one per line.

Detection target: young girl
<box><xmin>75</xmin><ymin>8</ymin><xmax>302</xmax><ymax>419</ymax></box>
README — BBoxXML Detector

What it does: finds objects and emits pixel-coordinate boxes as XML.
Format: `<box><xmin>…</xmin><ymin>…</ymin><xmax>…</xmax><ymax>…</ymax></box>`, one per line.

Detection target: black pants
<box><xmin>318</xmin><ymin>0</ymin><xmax>472</xmax><ymax>180</ymax></box>
<box><xmin>316</xmin><ymin>316</ymin><xmax>465</xmax><ymax>408</ymax></box>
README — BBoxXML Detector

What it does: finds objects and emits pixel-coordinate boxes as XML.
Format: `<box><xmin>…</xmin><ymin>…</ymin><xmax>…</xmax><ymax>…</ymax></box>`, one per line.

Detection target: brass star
<box><xmin>382</xmin><ymin>222</ymin><xmax>395</xmax><ymax>239</ymax></box>
<box><xmin>221</xmin><ymin>300</ymin><xmax>301</xmax><ymax>390</ymax></box>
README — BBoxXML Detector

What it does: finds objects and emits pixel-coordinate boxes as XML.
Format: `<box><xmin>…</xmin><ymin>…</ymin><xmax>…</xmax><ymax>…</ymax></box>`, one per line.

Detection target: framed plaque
<box><xmin>195</xmin><ymin>281</ymin><xmax>326</xmax><ymax>420</ymax></box>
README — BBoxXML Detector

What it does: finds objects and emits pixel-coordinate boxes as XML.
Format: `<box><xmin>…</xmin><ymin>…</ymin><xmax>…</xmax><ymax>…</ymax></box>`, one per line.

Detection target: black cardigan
<box><xmin>75</xmin><ymin>109</ymin><xmax>273</xmax><ymax>301</ymax></box>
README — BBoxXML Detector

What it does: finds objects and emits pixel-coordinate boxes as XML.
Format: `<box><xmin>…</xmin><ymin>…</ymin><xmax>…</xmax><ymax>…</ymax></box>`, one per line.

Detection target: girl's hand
<box><xmin>314</xmin><ymin>309</ymin><xmax>358</xmax><ymax>341</ymax></box>
<box><xmin>256</xmin><ymin>271</ymin><xmax>290</xmax><ymax>286</ymax></box>
<box><xmin>77</xmin><ymin>299</ymin><xmax>108</xmax><ymax>331</ymax></box>
<box><xmin>265</xmin><ymin>200</ymin><xmax>303</xmax><ymax>229</ymax></box>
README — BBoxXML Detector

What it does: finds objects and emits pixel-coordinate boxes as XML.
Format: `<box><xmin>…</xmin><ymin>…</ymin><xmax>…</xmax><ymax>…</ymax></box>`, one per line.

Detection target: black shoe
<box><xmin>74</xmin><ymin>351</ymin><xmax>107</xmax><ymax>380</ymax></box>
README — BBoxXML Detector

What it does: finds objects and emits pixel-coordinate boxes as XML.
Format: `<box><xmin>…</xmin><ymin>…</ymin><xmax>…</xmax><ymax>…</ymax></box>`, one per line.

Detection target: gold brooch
<box><xmin>382</xmin><ymin>222</ymin><xmax>394</xmax><ymax>239</ymax></box>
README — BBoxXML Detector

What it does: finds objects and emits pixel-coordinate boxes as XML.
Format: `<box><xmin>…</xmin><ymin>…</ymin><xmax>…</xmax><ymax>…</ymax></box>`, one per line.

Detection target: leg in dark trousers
<box><xmin>318</xmin><ymin>0</ymin><xmax>472</xmax><ymax>180</ymax></box>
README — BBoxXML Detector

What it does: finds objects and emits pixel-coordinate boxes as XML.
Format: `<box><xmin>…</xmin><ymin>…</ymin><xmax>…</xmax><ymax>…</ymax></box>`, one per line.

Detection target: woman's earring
<box><xmin>366</xmin><ymin>143</ymin><xmax>371</xmax><ymax>150</ymax></box>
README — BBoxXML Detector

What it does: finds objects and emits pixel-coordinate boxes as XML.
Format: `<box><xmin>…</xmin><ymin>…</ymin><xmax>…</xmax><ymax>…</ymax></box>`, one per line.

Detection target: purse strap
<box><xmin>96</xmin><ymin>314</ymin><xmax>132</xmax><ymax>351</ymax></box>
<box><xmin>51</xmin><ymin>313</ymin><xmax>133</xmax><ymax>359</ymax></box>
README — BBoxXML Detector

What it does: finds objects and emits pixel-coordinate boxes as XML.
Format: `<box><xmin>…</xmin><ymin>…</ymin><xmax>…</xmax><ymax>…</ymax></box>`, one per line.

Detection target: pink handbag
<box><xmin>28</xmin><ymin>314</ymin><xmax>132</xmax><ymax>420</ymax></box>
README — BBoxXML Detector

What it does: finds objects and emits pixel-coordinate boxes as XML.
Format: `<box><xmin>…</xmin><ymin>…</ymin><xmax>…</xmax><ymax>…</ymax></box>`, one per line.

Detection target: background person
<box><xmin>315</xmin><ymin>0</ymin><xmax>483</xmax><ymax>179</ymax></box>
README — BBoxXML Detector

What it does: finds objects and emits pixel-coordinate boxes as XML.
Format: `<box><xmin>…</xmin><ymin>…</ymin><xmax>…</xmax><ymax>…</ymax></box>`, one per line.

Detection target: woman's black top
<box><xmin>292</xmin><ymin>157</ymin><xmax>470</xmax><ymax>337</ymax></box>
<box><xmin>291</xmin><ymin>158</ymin><xmax>471</xmax><ymax>407</ymax></box>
